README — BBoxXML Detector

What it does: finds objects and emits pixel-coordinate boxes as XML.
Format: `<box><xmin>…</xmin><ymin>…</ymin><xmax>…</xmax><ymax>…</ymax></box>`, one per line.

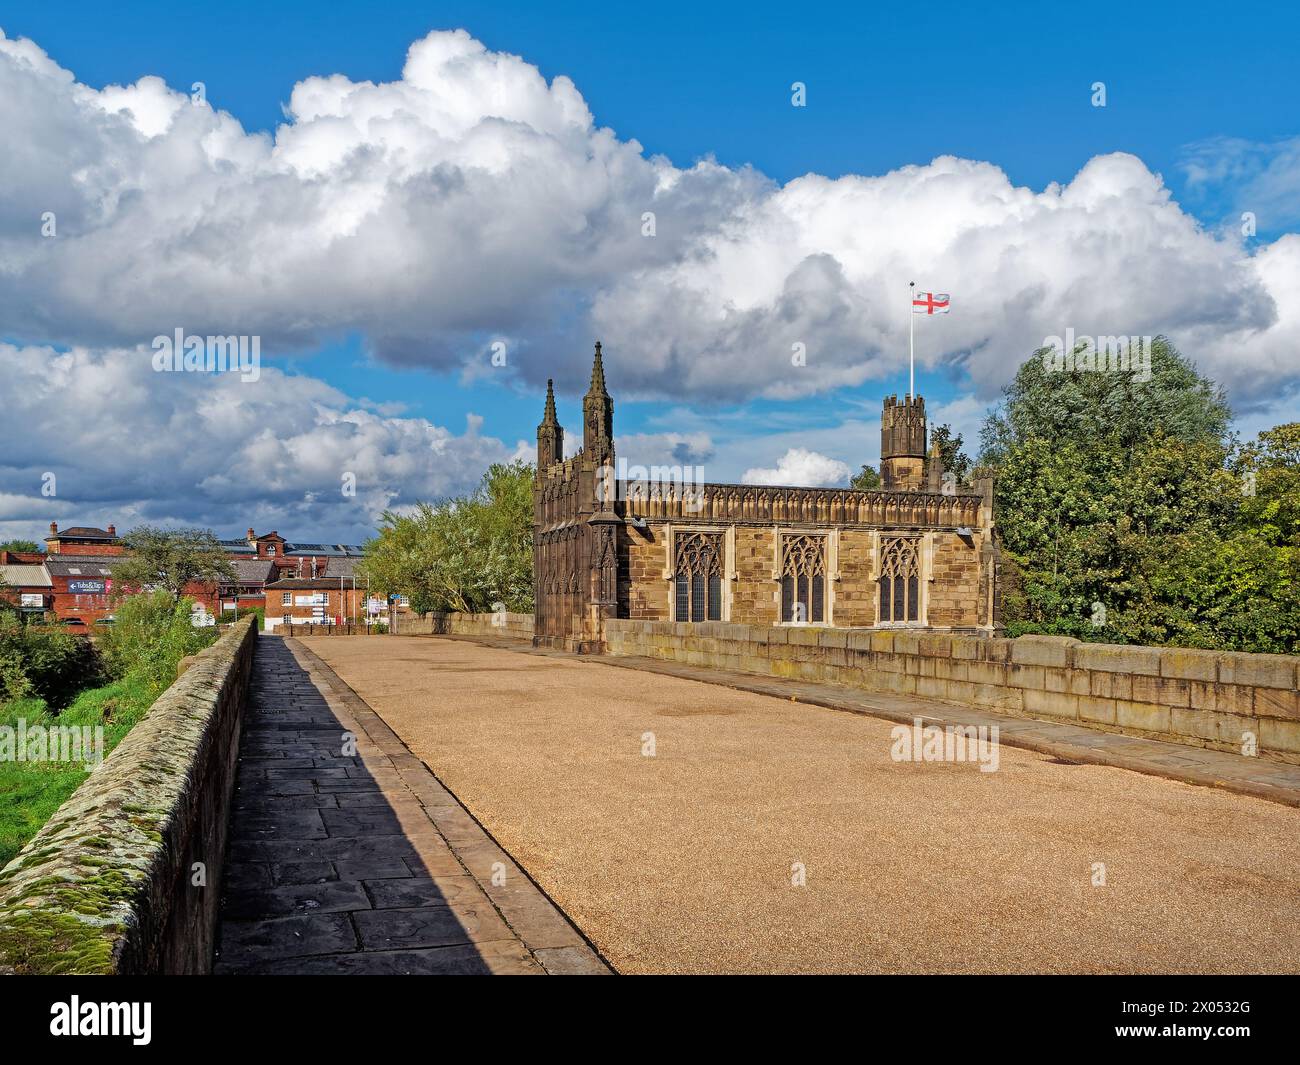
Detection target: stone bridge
<box><xmin>2</xmin><ymin>614</ymin><xmax>1299</xmax><ymax>974</ymax></box>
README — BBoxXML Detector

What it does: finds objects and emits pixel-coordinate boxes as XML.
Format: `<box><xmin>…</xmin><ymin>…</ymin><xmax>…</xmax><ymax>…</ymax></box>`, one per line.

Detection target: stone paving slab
<box><xmin>424</xmin><ymin>632</ymin><xmax>1300</xmax><ymax>809</ymax></box>
<box><xmin>213</xmin><ymin>635</ymin><xmax>611</xmax><ymax>975</ymax></box>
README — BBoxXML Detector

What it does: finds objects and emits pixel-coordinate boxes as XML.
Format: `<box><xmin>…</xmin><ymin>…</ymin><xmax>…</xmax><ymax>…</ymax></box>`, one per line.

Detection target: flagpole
<box><xmin>908</xmin><ymin>281</ymin><xmax>915</xmax><ymax>399</ymax></box>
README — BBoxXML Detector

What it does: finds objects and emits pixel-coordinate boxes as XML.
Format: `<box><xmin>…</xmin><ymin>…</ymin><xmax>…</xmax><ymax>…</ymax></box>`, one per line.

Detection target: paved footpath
<box><xmin>297</xmin><ymin>634</ymin><xmax>1300</xmax><ymax>974</ymax></box>
<box><xmin>450</xmin><ymin>634</ymin><xmax>1300</xmax><ymax>808</ymax></box>
<box><xmin>214</xmin><ymin>636</ymin><xmax>609</xmax><ymax>975</ymax></box>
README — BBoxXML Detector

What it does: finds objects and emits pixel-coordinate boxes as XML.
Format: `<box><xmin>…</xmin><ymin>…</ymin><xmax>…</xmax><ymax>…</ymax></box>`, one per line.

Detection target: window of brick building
<box><xmin>673</xmin><ymin>532</ymin><xmax>723</xmax><ymax>622</ymax></box>
<box><xmin>781</xmin><ymin>534</ymin><xmax>826</xmax><ymax>623</ymax></box>
<box><xmin>878</xmin><ymin>536</ymin><xmax>921</xmax><ymax>623</ymax></box>
<box><xmin>282</xmin><ymin>592</ymin><xmax>291</xmax><ymax>606</ymax></box>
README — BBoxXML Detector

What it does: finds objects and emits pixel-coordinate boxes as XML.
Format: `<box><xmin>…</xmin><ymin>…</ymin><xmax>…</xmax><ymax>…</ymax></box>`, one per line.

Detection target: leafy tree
<box><xmin>361</xmin><ymin>461</ymin><xmax>534</xmax><ymax>614</ymax></box>
<box><xmin>0</xmin><ymin>540</ymin><xmax>39</xmax><ymax>553</ymax></box>
<box><xmin>0</xmin><ymin>614</ymin><xmax>100</xmax><ymax>708</ymax></box>
<box><xmin>983</xmin><ymin>336</ymin><xmax>1299</xmax><ymax>653</ymax></box>
<box><xmin>930</xmin><ymin>423</ymin><xmax>973</xmax><ymax>485</ymax></box>
<box><xmin>112</xmin><ymin>526</ymin><xmax>235</xmax><ymax>604</ymax></box>
<box><xmin>1233</xmin><ymin>422</ymin><xmax>1300</xmax><ymax>549</ymax></box>
<box><xmin>849</xmin><ymin>465</ymin><xmax>881</xmax><ymax>491</ymax></box>
<box><xmin>980</xmin><ymin>336</ymin><xmax>1231</xmax><ymax>464</ymax></box>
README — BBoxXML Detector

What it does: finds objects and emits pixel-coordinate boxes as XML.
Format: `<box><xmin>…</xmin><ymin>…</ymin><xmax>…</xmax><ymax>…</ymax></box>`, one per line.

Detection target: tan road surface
<box><xmin>300</xmin><ymin>635</ymin><xmax>1300</xmax><ymax>974</ymax></box>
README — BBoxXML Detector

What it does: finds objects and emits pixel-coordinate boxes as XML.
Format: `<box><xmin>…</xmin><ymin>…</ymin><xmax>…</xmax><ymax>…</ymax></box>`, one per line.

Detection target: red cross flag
<box><xmin>912</xmin><ymin>291</ymin><xmax>951</xmax><ymax>315</ymax></box>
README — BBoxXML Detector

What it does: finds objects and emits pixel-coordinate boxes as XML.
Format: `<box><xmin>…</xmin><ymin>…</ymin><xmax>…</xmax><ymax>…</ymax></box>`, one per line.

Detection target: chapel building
<box><xmin>533</xmin><ymin>343</ymin><xmax>1001</xmax><ymax>652</ymax></box>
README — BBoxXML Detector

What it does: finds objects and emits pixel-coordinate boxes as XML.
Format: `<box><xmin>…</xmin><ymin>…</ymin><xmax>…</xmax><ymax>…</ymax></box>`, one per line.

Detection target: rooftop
<box><xmin>48</xmin><ymin>526</ymin><xmax>117</xmax><ymax>540</ymax></box>
<box><xmin>265</xmin><ymin>577</ymin><xmax>370</xmax><ymax>590</ymax></box>
<box><xmin>0</xmin><ymin>565</ymin><xmax>52</xmax><ymax>587</ymax></box>
<box><xmin>284</xmin><ymin>543</ymin><xmax>365</xmax><ymax>557</ymax></box>
<box><xmin>44</xmin><ymin>556</ymin><xmax>126</xmax><ymax>577</ymax></box>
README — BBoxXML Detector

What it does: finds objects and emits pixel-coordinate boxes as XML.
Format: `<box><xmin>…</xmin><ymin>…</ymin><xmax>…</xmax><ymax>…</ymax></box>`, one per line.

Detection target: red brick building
<box><xmin>262</xmin><ymin>578</ymin><xmax>376</xmax><ymax>631</ymax></box>
<box><xmin>44</xmin><ymin>555</ymin><xmax>125</xmax><ymax>628</ymax></box>
<box><xmin>0</xmin><ymin>559</ymin><xmax>54</xmax><ymax>621</ymax></box>
<box><xmin>15</xmin><ymin>523</ymin><xmax>365</xmax><ymax>631</ymax></box>
<box><xmin>44</xmin><ymin>523</ymin><xmax>126</xmax><ymax>557</ymax></box>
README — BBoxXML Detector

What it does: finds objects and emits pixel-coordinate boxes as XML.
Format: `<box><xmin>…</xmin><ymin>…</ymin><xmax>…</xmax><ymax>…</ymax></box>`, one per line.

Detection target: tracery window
<box><xmin>879</xmin><ymin>536</ymin><xmax>921</xmax><ymax>623</ymax></box>
<box><xmin>673</xmin><ymin>532</ymin><xmax>723</xmax><ymax>622</ymax></box>
<box><xmin>780</xmin><ymin>534</ymin><xmax>826</xmax><ymax>623</ymax></box>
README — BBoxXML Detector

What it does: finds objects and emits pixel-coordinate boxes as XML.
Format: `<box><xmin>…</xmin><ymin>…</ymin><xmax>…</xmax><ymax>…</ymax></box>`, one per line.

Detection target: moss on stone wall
<box><xmin>0</xmin><ymin>617</ymin><xmax>256</xmax><ymax>975</ymax></box>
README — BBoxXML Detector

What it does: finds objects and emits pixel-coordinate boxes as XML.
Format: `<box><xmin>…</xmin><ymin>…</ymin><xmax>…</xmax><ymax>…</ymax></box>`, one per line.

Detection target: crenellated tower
<box><xmin>880</xmin><ymin>394</ymin><xmax>927</xmax><ymax>490</ymax></box>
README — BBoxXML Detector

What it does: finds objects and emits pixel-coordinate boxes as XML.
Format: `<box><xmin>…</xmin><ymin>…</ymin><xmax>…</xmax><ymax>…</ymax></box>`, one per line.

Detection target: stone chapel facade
<box><xmin>533</xmin><ymin>344</ymin><xmax>1001</xmax><ymax>652</ymax></box>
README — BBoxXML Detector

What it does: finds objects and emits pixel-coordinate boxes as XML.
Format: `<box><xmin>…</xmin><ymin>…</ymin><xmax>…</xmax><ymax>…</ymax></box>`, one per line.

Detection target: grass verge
<box><xmin>0</xmin><ymin>672</ymin><xmax>157</xmax><ymax>869</ymax></box>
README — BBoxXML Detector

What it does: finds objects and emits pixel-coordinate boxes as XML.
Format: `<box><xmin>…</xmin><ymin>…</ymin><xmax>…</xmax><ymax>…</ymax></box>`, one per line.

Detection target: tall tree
<box><xmin>112</xmin><ymin>527</ymin><xmax>235</xmax><ymax>604</ymax></box>
<box><xmin>849</xmin><ymin>465</ymin><xmax>881</xmax><ymax>491</ymax></box>
<box><xmin>0</xmin><ymin>540</ymin><xmax>39</xmax><ymax>553</ymax></box>
<box><xmin>360</xmin><ymin>461</ymin><xmax>534</xmax><ymax>614</ymax></box>
<box><xmin>980</xmin><ymin>336</ymin><xmax>1231</xmax><ymax>464</ymax></box>
<box><xmin>929</xmin><ymin>423</ymin><xmax>973</xmax><ymax>485</ymax></box>
<box><xmin>979</xmin><ymin>339</ymin><xmax>1253</xmax><ymax>644</ymax></box>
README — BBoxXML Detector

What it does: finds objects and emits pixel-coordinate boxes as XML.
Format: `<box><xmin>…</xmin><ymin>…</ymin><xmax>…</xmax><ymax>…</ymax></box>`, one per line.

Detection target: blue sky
<box><xmin>1</xmin><ymin>2</ymin><xmax>1298</xmax><ymax>542</ymax></box>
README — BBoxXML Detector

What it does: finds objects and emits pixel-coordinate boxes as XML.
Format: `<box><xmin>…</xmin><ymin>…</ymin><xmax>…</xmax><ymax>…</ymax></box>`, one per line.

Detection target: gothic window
<box><xmin>673</xmin><ymin>532</ymin><xmax>723</xmax><ymax>622</ymax></box>
<box><xmin>879</xmin><ymin>536</ymin><xmax>921</xmax><ymax>623</ymax></box>
<box><xmin>781</xmin><ymin>534</ymin><xmax>826</xmax><ymax>623</ymax></box>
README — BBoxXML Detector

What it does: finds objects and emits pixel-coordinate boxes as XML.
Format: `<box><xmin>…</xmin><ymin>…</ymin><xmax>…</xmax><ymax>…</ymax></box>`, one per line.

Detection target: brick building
<box><xmin>44</xmin><ymin>555</ymin><xmax>126</xmax><ymax>628</ymax></box>
<box><xmin>0</xmin><ymin>560</ymin><xmax>53</xmax><ymax>620</ymax></box>
<box><xmin>534</xmin><ymin>343</ymin><xmax>1001</xmax><ymax>652</ymax></box>
<box><xmin>13</xmin><ymin>524</ymin><xmax>364</xmax><ymax>631</ymax></box>
<box><xmin>261</xmin><ymin>577</ymin><xmax>374</xmax><ymax>631</ymax></box>
<box><xmin>44</xmin><ymin>523</ymin><xmax>125</xmax><ymax>556</ymax></box>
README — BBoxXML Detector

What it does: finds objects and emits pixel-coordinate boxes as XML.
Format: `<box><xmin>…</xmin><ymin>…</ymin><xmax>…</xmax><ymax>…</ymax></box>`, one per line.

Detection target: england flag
<box><xmin>912</xmin><ymin>291</ymin><xmax>951</xmax><ymax>315</ymax></box>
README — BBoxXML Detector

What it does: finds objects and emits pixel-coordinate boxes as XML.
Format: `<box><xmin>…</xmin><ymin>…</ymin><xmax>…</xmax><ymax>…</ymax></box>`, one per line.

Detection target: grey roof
<box><xmin>265</xmin><ymin>577</ymin><xmax>365</xmax><ymax>590</ymax></box>
<box><xmin>44</xmin><ymin>556</ymin><xmax>126</xmax><ymax>577</ymax></box>
<box><xmin>321</xmin><ymin>556</ymin><xmax>361</xmax><ymax>578</ymax></box>
<box><xmin>0</xmin><ymin>564</ymin><xmax>52</xmax><ymax>587</ymax></box>
<box><xmin>281</xmin><ymin>556</ymin><xmax>364</xmax><ymax>579</ymax></box>
<box><xmin>218</xmin><ymin>539</ymin><xmax>257</xmax><ymax>555</ymax></box>
<box><xmin>226</xmin><ymin>559</ymin><xmax>277</xmax><ymax>583</ymax></box>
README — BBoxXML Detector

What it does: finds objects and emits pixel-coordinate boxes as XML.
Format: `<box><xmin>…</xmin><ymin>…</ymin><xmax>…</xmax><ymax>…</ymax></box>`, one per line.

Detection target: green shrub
<box><xmin>98</xmin><ymin>591</ymin><xmax>219</xmax><ymax>693</ymax></box>
<box><xmin>0</xmin><ymin>615</ymin><xmax>100</xmax><ymax>709</ymax></box>
<box><xmin>228</xmin><ymin>606</ymin><xmax>264</xmax><ymax>630</ymax></box>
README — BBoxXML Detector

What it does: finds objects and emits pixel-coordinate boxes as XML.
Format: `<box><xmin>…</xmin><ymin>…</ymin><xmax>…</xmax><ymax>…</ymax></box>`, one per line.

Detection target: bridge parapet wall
<box><xmin>603</xmin><ymin>621</ymin><xmax>1300</xmax><ymax>764</ymax></box>
<box><xmin>0</xmin><ymin>616</ymin><xmax>257</xmax><ymax>974</ymax></box>
<box><xmin>392</xmin><ymin>610</ymin><xmax>534</xmax><ymax>640</ymax></box>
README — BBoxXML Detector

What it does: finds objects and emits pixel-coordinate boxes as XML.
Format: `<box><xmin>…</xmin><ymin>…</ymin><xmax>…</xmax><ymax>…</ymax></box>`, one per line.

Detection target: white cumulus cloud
<box><xmin>0</xmin><ymin>26</ymin><xmax>1297</xmax><ymax>411</ymax></box>
<box><xmin>743</xmin><ymin>448</ymin><xmax>851</xmax><ymax>487</ymax></box>
<box><xmin>1</xmin><ymin>25</ymin><xmax>1298</xmax><ymax>539</ymax></box>
<box><xmin>0</xmin><ymin>342</ymin><xmax>529</xmax><ymax>544</ymax></box>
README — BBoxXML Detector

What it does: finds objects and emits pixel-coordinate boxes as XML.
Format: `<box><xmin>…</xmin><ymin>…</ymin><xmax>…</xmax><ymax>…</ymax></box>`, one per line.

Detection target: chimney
<box><xmin>50</xmin><ymin>521</ymin><xmax>58</xmax><ymax>535</ymax></box>
<box><xmin>247</xmin><ymin>527</ymin><xmax>256</xmax><ymax>541</ymax></box>
<box><xmin>107</xmin><ymin>524</ymin><xmax>116</xmax><ymax>536</ymax></box>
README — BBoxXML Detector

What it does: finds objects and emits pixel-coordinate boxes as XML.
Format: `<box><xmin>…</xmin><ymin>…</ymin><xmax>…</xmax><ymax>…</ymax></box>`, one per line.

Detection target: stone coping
<box><xmin>603</xmin><ymin>621</ymin><xmax>1300</xmax><ymax>763</ymax></box>
<box><xmin>0</xmin><ymin>616</ymin><xmax>258</xmax><ymax>974</ymax></box>
<box><xmin>392</xmin><ymin>611</ymin><xmax>533</xmax><ymax>639</ymax></box>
